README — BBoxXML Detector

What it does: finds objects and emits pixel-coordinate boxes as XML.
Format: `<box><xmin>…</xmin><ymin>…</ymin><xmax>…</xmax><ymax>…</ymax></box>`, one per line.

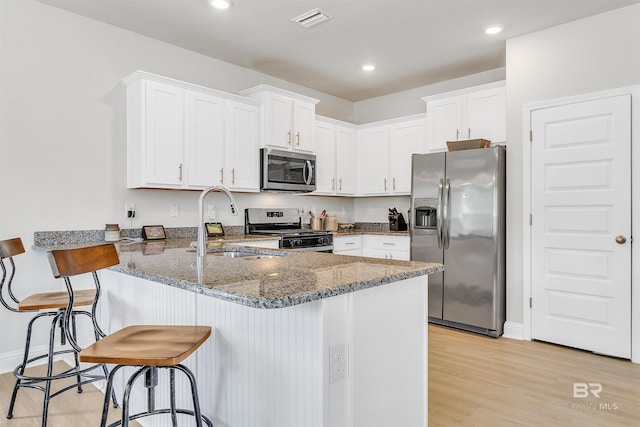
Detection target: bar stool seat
<box><xmin>48</xmin><ymin>243</ymin><xmax>214</xmax><ymax>427</ymax></box>
<box><xmin>18</xmin><ymin>289</ymin><xmax>96</xmax><ymax>311</ymax></box>
<box><xmin>79</xmin><ymin>325</ymin><xmax>211</xmax><ymax>366</ymax></box>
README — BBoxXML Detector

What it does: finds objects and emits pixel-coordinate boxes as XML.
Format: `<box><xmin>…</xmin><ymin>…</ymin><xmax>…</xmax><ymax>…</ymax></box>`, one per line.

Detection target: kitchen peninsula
<box><xmin>40</xmin><ymin>237</ymin><xmax>441</xmax><ymax>427</ymax></box>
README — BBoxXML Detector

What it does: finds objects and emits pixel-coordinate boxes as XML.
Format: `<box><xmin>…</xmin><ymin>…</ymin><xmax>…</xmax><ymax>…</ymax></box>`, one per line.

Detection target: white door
<box><xmin>335</xmin><ymin>126</ymin><xmax>356</xmax><ymax>195</ymax></box>
<box><xmin>530</xmin><ymin>94</ymin><xmax>631</xmax><ymax>358</ymax></box>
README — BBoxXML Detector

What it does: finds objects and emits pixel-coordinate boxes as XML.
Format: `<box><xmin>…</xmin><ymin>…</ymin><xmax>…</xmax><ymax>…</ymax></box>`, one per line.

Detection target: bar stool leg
<box><xmin>174</xmin><ymin>364</ymin><xmax>211</xmax><ymax>427</ymax></box>
<box><xmin>100</xmin><ymin>365</ymin><xmax>126</xmax><ymax>427</ymax></box>
<box><xmin>7</xmin><ymin>312</ymin><xmax>50</xmax><ymax>419</ymax></box>
<box><xmin>168</xmin><ymin>368</ymin><xmax>178</xmax><ymax>427</ymax></box>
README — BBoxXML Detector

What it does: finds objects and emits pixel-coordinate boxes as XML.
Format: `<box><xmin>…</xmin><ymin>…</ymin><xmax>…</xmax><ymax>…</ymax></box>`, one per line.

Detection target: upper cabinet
<box><xmin>124</xmin><ymin>71</ymin><xmax>261</xmax><ymax>191</ymax></box>
<box><xmin>358</xmin><ymin>115</ymin><xmax>426</xmax><ymax>196</ymax></box>
<box><xmin>424</xmin><ymin>81</ymin><xmax>505</xmax><ymax>152</ymax></box>
<box><xmin>314</xmin><ymin>117</ymin><xmax>357</xmax><ymax>196</ymax></box>
<box><xmin>240</xmin><ymin>85</ymin><xmax>319</xmax><ymax>153</ymax></box>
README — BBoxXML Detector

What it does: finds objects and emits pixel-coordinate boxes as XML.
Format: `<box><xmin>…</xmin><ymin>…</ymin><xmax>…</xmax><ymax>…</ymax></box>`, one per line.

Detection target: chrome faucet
<box><xmin>197</xmin><ymin>186</ymin><xmax>238</xmax><ymax>257</ymax></box>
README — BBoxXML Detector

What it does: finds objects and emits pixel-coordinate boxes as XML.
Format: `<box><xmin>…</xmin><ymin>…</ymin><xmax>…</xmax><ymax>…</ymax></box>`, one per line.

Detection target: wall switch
<box><xmin>169</xmin><ymin>204</ymin><xmax>179</xmax><ymax>217</ymax></box>
<box><xmin>329</xmin><ymin>342</ymin><xmax>348</xmax><ymax>383</ymax></box>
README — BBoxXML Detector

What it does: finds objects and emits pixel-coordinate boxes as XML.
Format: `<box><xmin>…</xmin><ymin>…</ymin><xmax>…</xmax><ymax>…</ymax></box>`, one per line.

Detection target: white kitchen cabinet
<box><xmin>240</xmin><ymin>85</ymin><xmax>319</xmax><ymax>152</ymax></box>
<box><xmin>333</xmin><ymin>235</ymin><xmax>362</xmax><ymax>256</ymax></box>
<box><xmin>129</xmin><ymin>79</ymin><xmax>185</xmax><ymax>187</ymax></box>
<box><xmin>223</xmin><ymin>99</ymin><xmax>260</xmax><ymax>191</ymax></box>
<box><xmin>389</xmin><ymin>118</ymin><xmax>426</xmax><ymax>194</ymax></box>
<box><xmin>358</xmin><ymin>115</ymin><xmax>426</xmax><ymax>196</ymax></box>
<box><xmin>314</xmin><ymin>117</ymin><xmax>357</xmax><ymax>196</ymax></box>
<box><xmin>124</xmin><ymin>71</ymin><xmax>261</xmax><ymax>191</ymax></box>
<box><xmin>424</xmin><ymin>81</ymin><xmax>505</xmax><ymax>152</ymax></box>
<box><xmin>185</xmin><ymin>90</ymin><xmax>224</xmax><ymax>188</ymax></box>
<box><xmin>362</xmin><ymin>235</ymin><xmax>409</xmax><ymax>261</ymax></box>
<box><xmin>358</xmin><ymin>125</ymin><xmax>390</xmax><ymax>195</ymax></box>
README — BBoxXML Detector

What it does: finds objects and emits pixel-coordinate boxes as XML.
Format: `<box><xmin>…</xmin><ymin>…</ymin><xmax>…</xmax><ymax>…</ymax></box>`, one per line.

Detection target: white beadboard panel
<box><xmin>195</xmin><ymin>294</ymin><xmax>324</xmax><ymax>427</ymax></box>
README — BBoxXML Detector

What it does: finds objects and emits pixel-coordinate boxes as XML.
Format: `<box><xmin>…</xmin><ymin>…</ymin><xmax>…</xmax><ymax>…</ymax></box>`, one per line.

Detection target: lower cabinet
<box><xmin>361</xmin><ymin>235</ymin><xmax>409</xmax><ymax>261</ymax></box>
<box><xmin>333</xmin><ymin>235</ymin><xmax>363</xmax><ymax>256</ymax></box>
<box><xmin>334</xmin><ymin>235</ymin><xmax>409</xmax><ymax>260</ymax></box>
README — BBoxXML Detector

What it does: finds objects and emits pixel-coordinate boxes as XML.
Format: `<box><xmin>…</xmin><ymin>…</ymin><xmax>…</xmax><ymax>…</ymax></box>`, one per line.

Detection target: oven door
<box><xmin>261</xmin><ymin>148</ymin><xmax>316</xmax><ymax>192</ymax></box>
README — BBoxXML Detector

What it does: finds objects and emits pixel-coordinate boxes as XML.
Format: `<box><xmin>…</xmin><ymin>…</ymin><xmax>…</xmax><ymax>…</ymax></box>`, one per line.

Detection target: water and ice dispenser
<box><xmin>413</xmin><ymin>198</ymin><xmax>437</xmax><ymax>229</ymax></box>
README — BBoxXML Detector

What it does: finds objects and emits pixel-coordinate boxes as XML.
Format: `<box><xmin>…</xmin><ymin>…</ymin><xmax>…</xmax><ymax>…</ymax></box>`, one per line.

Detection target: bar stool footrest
<box><xmin>105</xmin><ymin>409</ymin><xmax>213</xmax><ymax>427</ymax></box>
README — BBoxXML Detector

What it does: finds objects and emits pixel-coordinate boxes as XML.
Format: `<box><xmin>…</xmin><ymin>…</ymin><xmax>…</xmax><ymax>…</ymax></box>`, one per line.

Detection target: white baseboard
<box><xmin>0</xmin><ymin>344</ymin><xmax>52</xmax><ymax>375</ymax></box>
<box><xmin>502</xmin><ymin>321</ymin><xmax>526</xmax><ymax>340</ymax></box>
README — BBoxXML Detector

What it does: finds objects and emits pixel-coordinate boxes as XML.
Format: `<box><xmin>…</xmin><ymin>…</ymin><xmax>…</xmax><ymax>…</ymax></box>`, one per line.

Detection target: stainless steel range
<box><xmin>245</xmin><ymin>208</ymin><xmax>333</xmax><ymax>252</ymax></box>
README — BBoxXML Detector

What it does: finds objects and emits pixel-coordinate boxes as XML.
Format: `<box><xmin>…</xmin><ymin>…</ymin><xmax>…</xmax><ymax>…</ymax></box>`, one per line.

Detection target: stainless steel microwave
<box><xmin>260</xmin><ymin>148</ymin><xmax>316</xmax><ymax>193</ymax></box>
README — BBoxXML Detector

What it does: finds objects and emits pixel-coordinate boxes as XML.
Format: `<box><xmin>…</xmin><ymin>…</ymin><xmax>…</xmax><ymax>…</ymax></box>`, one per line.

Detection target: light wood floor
<box><xmin>429</xmin><ymin>324</ymin><xmax>640</xmax><ymax>426</ymax></box>
<box><xmin>0</xmin><ymin>362</ymin><xmax>141</xmax><ymax>427</ymax></box>
<box><xmin>1</xmin><ymin>328</ymin><xmax>639</xmax><ymax>426</ymax></box>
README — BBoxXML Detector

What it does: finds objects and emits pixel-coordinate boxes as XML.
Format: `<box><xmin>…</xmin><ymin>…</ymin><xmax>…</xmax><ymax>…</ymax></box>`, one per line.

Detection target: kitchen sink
<box><xmin>211</xmin><ymin>251</ymin><xmax>285</xmax><ymax>259</ymax></box>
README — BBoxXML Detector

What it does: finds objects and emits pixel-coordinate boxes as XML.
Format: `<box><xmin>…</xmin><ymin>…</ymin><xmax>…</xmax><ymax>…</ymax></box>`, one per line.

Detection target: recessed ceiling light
<box><xmin>485</xmin><ymin>26</ymin><xmax>503</xmax><ymax>35</ymax></box>
<box><xmin>362</xmin><ymin>64</ymin><xmax>376</xmax><ymax>72</ymax></box>
<box><xmin>211</xmin><ymin>0</ymin><xmax>230</xmax><ymax>9</ymax></box>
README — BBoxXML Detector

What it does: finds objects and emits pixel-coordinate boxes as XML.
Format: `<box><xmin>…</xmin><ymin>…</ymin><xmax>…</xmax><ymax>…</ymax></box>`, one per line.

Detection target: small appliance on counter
<box><xmin>388</xmin><ymin>207</ymin><xmax>407</xmax><ymax>231</ymax></box>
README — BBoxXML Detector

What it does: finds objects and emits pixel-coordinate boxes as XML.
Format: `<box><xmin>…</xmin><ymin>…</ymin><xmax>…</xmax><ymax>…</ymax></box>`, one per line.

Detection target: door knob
<box><xmin>615</xmin><ymin>235</ymin><xmax>627</xmax><ymax>244</ymax></box>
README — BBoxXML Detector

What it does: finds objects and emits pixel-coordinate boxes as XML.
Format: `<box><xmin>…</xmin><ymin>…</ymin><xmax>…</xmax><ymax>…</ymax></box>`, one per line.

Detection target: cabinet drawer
<box><xmin>333</xmin><ymin>235</ymin><xmax>363</xmax><ymax>252</ymax></box>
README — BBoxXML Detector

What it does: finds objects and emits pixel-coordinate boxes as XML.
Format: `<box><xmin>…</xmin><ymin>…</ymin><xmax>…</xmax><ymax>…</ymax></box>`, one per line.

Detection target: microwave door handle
<box><xmin>436</xmin><ymin>179</ymin><xmax>443</xmax><ymax>249</ymax></box>
<box><xmin>303</xmin><ymin>160</ymin><xmax>313</xmax><ymax>185</ymax></box>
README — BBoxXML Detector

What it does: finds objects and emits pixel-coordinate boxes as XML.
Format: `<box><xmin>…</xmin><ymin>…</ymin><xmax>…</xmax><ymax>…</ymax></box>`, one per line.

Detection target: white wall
<box><xmin>0</xmin><ymin>0</ymin><xmax>357</xmax><ymax>364</ymax></box>
<box><xmin>504</xmin><ymin>4</ymin><xmax>640</xmax><ymax>333</ymax></box>
<box><xmin>353</xmin><ymin>68</ymin><xmax>506</xmax><ymax>124</ymax></box>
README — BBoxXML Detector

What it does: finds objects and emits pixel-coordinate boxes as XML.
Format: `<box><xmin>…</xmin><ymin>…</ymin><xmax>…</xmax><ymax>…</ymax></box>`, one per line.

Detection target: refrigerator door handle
<box><xmin>436</xmin><ymin>179</ymin><xmax>443</xmax><ymax>248</ymax></box>
<box><xmin>443</xmin><ymin>178</ymin><xmax>451</xmax><ymax>249</ymax></box>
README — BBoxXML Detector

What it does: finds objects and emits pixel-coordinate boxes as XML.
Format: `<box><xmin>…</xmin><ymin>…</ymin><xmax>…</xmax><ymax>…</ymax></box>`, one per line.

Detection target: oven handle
<box><xmin>303</xmin><ymin>160</ymin><xmax>313</xmax><ymax>185</ymax></box>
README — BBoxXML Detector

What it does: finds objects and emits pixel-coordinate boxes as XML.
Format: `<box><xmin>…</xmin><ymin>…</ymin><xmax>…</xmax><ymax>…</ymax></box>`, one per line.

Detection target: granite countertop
<box><xmin>107</xmin><ymin>238</ymin><xmax>441</xmax><ymax>309</ymax></box>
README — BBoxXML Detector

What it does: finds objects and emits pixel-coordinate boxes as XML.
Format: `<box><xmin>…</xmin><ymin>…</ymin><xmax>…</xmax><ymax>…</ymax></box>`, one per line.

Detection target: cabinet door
<box><xmin>293</xmin><ymin>101</ymin><xmax>315</xmax><ymax>152</ymax></box>
<box><xmin>390</xmin><ymin>118</ymin><xmax>426</xmax><ymax>194</ymax></box>
<box><xmin>144</xmin><ymin>81</ymin><xmax>185</xmax><ymax>186</ymax></box>
<box><xmin>314</xmin><ymin>121</ymin><xmax>337</xmax><ymax>194</ymax></box>
<box><xmin>185</xmin><ymin>91</ymin><xmax>224</xmax><ymax>188</ymax></box>
<box><xmin>225</xmin><ymin>99</ymin><xmax>260</xmax><ymax>192</ymax></box>
<box><xmin>336</xmin><ymin>126</ymin><xmax>357</xmax><ymax>195</ymax></box>
<box><xmin>359</xmin><ymin>126</ymin><xmax>390</xmax><ymax>195</ymax></box>
<box><xmin>426</xmin><ymin>96</ymin><xmax>463</xmax><ymax>152</ymax></box>
<box><xmin>265</xmin><ymin>93</ymin><xmax>294</xmax><ymax>149</ymax></box>
<box><xmin>465</xmin><ymin>87</ymin><xmax>506</xmax><ymax>143</ymax></box>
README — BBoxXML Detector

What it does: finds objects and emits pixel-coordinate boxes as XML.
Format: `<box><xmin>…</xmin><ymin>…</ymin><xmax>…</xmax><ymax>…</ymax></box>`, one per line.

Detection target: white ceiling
<box><xmin>36</xmin><ymin>0</ymin><xmax>640</xmax><ymax>101</ymax></box>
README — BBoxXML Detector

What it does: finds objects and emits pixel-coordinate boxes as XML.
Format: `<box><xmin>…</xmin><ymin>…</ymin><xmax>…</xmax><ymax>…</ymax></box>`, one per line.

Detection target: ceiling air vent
<box><xmin>291</xmin><ymin>8</ymin><xmax>332</xmax><ymax>28</ymax></box>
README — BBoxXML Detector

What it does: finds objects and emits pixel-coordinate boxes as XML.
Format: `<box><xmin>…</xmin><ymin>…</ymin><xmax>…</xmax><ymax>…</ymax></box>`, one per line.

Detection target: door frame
<box><xmin>522</xmin><ymin>85</ymin><xmax>640</xmax><ymax>363</ymax></box>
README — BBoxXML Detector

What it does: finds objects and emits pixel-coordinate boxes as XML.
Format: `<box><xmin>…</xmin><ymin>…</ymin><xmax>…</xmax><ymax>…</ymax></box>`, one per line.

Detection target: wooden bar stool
<box><xmin>48</xmin><ymin>243</ymin><xmax>213</xmax><ymax>427</ymax></box>
<box><xmin>0</xmin><ymin>237</ymin><xmax>111</xmax><ymax>426</ymax></box>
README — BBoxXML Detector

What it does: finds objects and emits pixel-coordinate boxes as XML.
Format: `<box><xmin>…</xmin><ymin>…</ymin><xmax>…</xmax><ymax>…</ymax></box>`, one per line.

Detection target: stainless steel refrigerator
<box><xmin>410</xmin><ymin>146</ymin><xmax>506</xmax><ymax>337</ymax></box>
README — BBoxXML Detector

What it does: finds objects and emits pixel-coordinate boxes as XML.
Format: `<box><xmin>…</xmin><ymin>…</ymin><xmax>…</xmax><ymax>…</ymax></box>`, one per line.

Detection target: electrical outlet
<box><xmin>169</xmin><ymin>204</ymin><xmax>179</xmax><ymax>217</ymax></box>
<box><xmin>329</xmin><ymin>342</ymin><xmax>348</xmax><ymax>383</ymax></box>
<box><xmin>125</xmin><ymin>203</ymin><xmax>136</xmax><ymax>218</ymax></box>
